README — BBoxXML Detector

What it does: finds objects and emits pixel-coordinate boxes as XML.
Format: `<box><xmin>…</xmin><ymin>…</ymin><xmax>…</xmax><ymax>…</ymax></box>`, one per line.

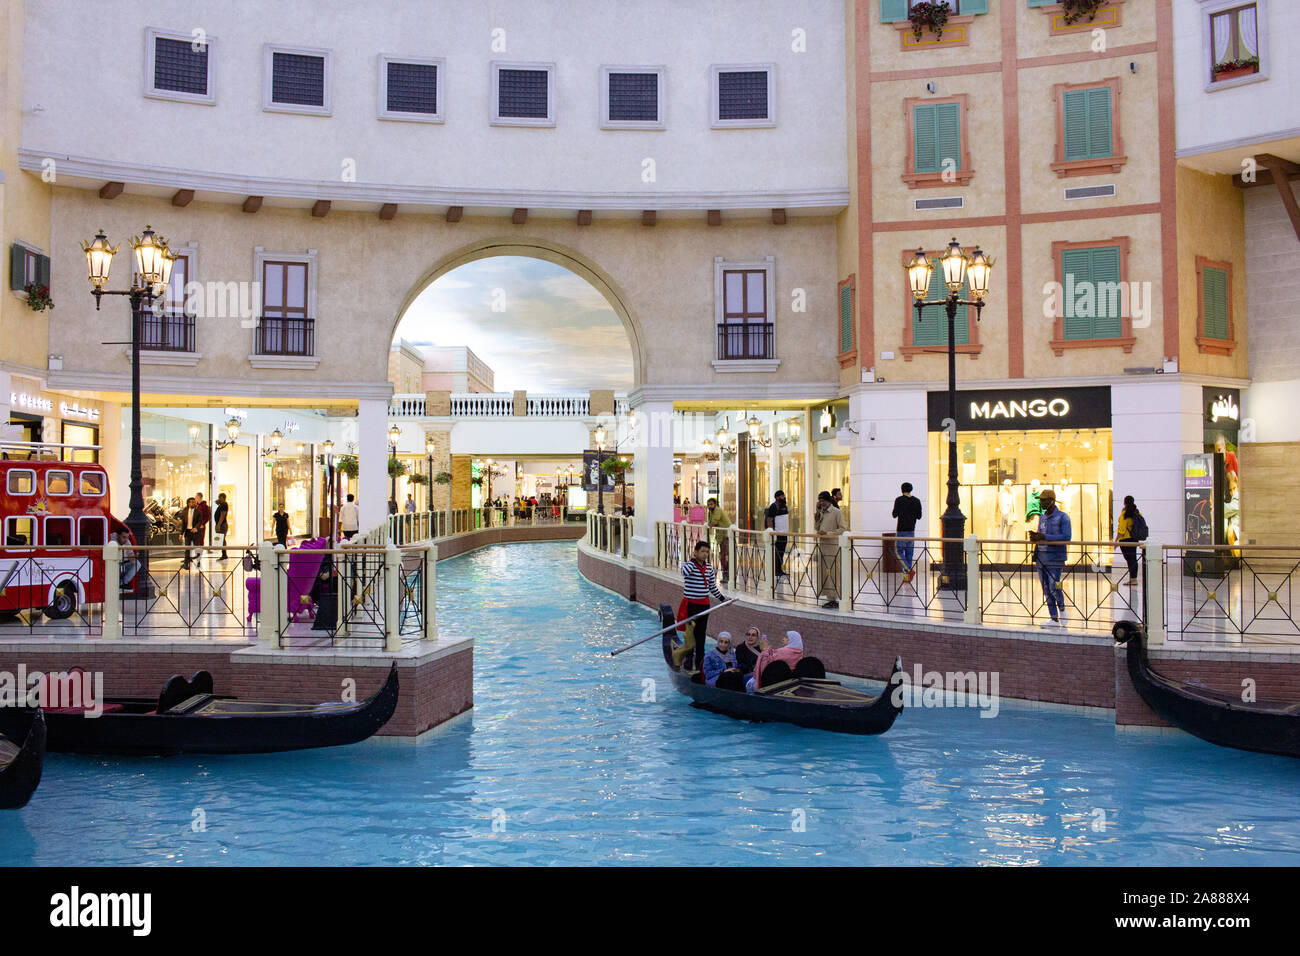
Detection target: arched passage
<box><xmin>390</xmin><ymin>236</ymin><xmax>647</xmax><ymax>388</ymax></box>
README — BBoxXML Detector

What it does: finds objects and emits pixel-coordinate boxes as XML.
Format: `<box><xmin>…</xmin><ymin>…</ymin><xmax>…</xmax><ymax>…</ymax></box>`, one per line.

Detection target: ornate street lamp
<box><xmin>593</xmin><ymin>424</ymin><xmax>609</xmax><ymax>515</ymax></box>
<box><xmin>425</xmin><ymin>435</ymin><xmax>436</xmax><ymax>511</ymax></box>
<box><xmin>82</xmin><ymin>224</ymin><xmax>176</xmax><ymax>593</ymax></box>
<box><xmin>388</xmin><ymin>424</ymin><xmax>402</xmax><ymax>506</ymax></box>
<box><xmin>906</xmin><ymin>237</ymin><xmax>995</xmax><ymax>590</ymax></box>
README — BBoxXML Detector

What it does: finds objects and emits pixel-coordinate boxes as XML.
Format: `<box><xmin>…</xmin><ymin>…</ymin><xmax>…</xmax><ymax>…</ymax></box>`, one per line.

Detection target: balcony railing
<box><xmin>140</xmin><ymin>309</ymin><xmax>196</xmax><ymax>352</ymax></box>
<box><xmin>526</xmin><ymin>394</ymin><xmax>589</xmax><ymax>417</ymax></box>
<box><xmin>449</xmin><ymin>393</ymin><xmax>513</xmax><ymax>417</ymax></box>
<box><xmin>254</xmin><ymin>316</ymin><xmax>315</xmax><ymax>356</ymax></box>
<box><xmin>717</xmin><ymin>322</ymin><xmax>774</xmax><ymax>361</ymax></box>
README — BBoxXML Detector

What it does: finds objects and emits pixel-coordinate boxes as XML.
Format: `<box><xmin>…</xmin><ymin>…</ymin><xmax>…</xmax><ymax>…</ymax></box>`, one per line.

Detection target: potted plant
<box><xmin>407</xmin><ymin>473</ymin><xmax>427</xmax><ymax>486</ymax></box>
<box><xmin>908</xmin><ymin>0</ymin><xmax>951</xmax><ymax>41</ymax></box>
<box><xmin>1061</xmin><ymin>0</ymin><xmax>1106</xmax><ymax>25</ymax></box>
<box><xmin>335</xmin><ymin>455</ymin><xmax>359</xmax><ymax>479</ymax></box>
<box><xmin>23</xmin><ymin>283</ymin><xmax>53</xmax><ymax>312</ymax></box>
<box><xmin>433</xmin><ymin>471</ymin><xmax>452</xmax><ymax>485</ymax></box>
<box><xmin>387</xmin><ymin>457</ymin><xmax>406</xmax><ymax>479</ymax></box>
<box><xmin>1212</xmin><ymin>56</ymin><xmax>1260</xmax><ymax>82</ymax></box>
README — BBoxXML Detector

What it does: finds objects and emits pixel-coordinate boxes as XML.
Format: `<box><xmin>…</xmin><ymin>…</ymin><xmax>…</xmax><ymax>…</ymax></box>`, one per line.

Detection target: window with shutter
<box><xmin>1202</xmin><ymin>267</ymin><xmax>1229</xmax><ymax>339</ymax></box>
<box><xmin>1053</xmin><ymin>79</ymin><xmax>1124</xmax><ymax>176</ymax></box>
<box><xmin>913</xmin><ymin>268</ymin><xmax>971</xmax><ymax>347</ymax></box>
<box><xmin>839</xmin><ymin>283</ymin><xmax>854</xmax><ymax>354</ymax></box>
<box><xmin>904</xmin><ymin>96</ymin><xmax>973</xmax><ymax>187</ymax></box>
<box><xmin>1050</xmin><ymin>238</ymin><xmax>1134</xmax><ymax>355</ymax></box>
<box><xmin>1195</xmin><ymin>257</ymin><xmax>1235</xmax><ymax>354</ymax></box>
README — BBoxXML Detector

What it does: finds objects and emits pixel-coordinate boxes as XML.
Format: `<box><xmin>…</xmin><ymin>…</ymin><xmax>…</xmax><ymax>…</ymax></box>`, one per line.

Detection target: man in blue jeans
<box><xmin>892</xmin><ymin>482</ymin><xmax>923</xmax><ymax>583</ymax></box>
<box><xmin>1029</xmin><ymin>488</ymin><xmax>1072</xmax><ymax>626</ymax></box>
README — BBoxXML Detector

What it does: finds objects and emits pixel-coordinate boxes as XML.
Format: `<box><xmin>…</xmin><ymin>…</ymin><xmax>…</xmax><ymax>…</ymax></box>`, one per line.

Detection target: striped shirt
<box><xmin>681</xmin><ymin>559</ymin><xmax>725</xmax><ymax>602</ymax></box>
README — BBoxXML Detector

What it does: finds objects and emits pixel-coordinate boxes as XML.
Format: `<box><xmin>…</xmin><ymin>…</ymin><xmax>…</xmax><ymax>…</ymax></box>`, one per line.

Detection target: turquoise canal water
<box><xmin>3</xmin><ymin>539</ymin><xmax>1299</xmax><ymax>866</ymax></box>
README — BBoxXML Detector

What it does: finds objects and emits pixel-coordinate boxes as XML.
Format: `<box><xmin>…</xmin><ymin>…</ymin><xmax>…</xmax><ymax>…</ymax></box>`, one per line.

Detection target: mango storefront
<box><xmin>925</xmin><ymin>386</ymin><xmax>1114</xmax><ymax>545</ymax></box>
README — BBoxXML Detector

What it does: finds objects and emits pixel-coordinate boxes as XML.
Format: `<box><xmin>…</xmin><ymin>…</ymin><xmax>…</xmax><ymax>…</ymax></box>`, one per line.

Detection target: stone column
<box><xmin>630</xmin><ymin>400</ymin><xmax>675</xmax><ymax>561</ymax></box>
<box><xmin>358</xmin><ymin>398</ymin><xmax>389</xmax><ymax>532</ymax></box>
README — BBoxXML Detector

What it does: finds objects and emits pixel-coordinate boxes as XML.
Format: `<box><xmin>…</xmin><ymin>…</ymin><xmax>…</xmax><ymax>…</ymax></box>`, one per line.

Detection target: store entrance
<box><xmin>927</xmin><ymin>427</ymin><xmax>1113</xmax><ymax>556</ymax></box>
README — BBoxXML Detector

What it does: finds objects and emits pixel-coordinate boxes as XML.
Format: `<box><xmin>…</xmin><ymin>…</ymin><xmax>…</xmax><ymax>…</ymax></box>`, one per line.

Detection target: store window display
<box><xmin>928</xmin><ymin>428</ymin><xmax>1111</xmax><ymax>557</ymax></box>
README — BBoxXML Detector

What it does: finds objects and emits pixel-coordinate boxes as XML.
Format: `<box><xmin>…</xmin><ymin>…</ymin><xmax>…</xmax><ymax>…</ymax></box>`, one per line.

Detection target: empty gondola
<box><xmin>1114</xmin><ymin>620</ymin><xmax>1300</xmax><ymax>758</ymax></box>
<box><xmin>656</xmin><ymin>604</ymin><xmax>903</xmax><ymax>735</ymax></box>
<box><xmin>0</xmin><ymin>707</ymin><xmax>45</xmax><ymax>809</ymax></box>
<box><xmin>41</xmin><ymin>663</ymin><xmax>399</xmax><ymax>756</ymax></box>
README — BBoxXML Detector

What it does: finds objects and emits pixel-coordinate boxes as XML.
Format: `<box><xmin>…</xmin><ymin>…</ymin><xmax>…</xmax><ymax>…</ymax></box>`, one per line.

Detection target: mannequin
<box><xmin>1025</xmin><ymin>479</ymin><xmax>1043</xmax><ymax>527</ymax></box>
<box><xmin>997</xmin><ymin>478</ymin><xmax>1016</xmax><ymax>559</ymax></box>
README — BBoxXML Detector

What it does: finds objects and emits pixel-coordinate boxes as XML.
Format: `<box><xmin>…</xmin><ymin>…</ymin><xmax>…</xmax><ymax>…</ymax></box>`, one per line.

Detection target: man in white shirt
<box><xmin>338</xmin><ymin>494</ymin><xmax>360</xmax><ymax>539</ymax></box>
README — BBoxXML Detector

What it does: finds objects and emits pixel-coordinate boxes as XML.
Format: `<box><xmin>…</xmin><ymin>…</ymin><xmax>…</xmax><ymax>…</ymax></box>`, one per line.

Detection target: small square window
<box><xmin>711</xmin><ymin>65</ymin><xmax>775</xmax><ymax>129</ymax></box>
<box><xmin>7</xmin><ymin>470</ymin><xmax>34</xmax><ymax>495</ymax></box>
<box><xmin>45</xmin><ymin>516</ymin><xmax>73</xmax><ymax>547</ymax></box>
<box><xmin>46</xmin><ymin>471</ymin><xmax>73</xmax><ymax>496</ymax></box>
<box><xmin>5</xmin><ymin>516</ymin><xmax>35</xmax><ymax>549</ymax></box>
<box><xmin>264</xmin><ymin>44</ymin><xmax>332</xmax><ymax>115</ymax></box>
<box><xmin>80</xmin><ymin>472</ymin><xmax>106</xmax><ymax>496</ymax></box>
<box><xmin>380</xmin><ymin>56</ymin><xmax>444</xmax><ymax>122</ymax></box>
<box><xmin>491</xmin><ymin>62</ymin><xmax>556</xmax><ymax>127</ymax></box>
<box><xmin>145</xmin><ymin>28</ymin><xmax>215</xmax><ymax>105</ymax></box>
<box><xmin>601</xmin><ymin>67</ymin><xmax>665</xmax><ymax>129</ymax></box>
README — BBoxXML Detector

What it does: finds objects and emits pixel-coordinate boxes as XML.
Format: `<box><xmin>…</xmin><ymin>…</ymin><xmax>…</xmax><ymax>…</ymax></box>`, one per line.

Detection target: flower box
<box><xmin>1212</xmin><ymin>62</ymin><xmax>1259</xmax><ymax>82</ymax></box>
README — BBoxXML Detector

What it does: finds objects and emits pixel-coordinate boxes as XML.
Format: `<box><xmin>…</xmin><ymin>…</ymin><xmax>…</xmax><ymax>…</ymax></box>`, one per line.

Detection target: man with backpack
<box><xmin>1117</xmin><ymin>495</ymin><xmax>1147</xmax><ymax>586</ymax></box>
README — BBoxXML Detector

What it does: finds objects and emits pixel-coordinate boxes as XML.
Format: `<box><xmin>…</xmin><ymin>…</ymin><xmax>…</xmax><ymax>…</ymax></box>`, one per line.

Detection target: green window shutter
<box><xmin>913</xmin><ymin>268</ymin><xmax>970</xmax><ymax>346</ymax></box>
<box><xmin>1203</xmin><ymin>266</ymin><xmax>1229</xmax><ymax>339</ymax></box>
<box><xmin>9</xmin><ymin>244</ymin><xmax>25</xmax><ymax>291</ymax></box>
<box><xmin>1086</xmin><ymin>87</ymin><xmax>1113</xmax><ymax>159</ymax></box>
<box><xmin>1062</xmin><ymin>90</ymin><xmax>1090</xmax><ymax>162</ymax></box>
<box><xmin>880</xmin><ymin>0</ymin><xmax>909</xmax><ymax>23</ymax></box>
<box><xmin>936</xmin><ymin>102</ymin><xmax>961</xmax><ymax>172</ymax></box>
<box><xmin>35</xmin><ymin>254</ymin><xmax>50</xmax><ymax>288</ymax></box>
<box><xmin>1061</xmin><ymin>248</ymin><xmax>1095</xmax><ymax>340</ymax></box>
<box><xmin>963</xmin><ymin>0</ymin><xmax>989</xmax><ymax>13</ymax></box>
<box><xmin>1090</xmin><ymin>245</ymin><xmax>1122</xmax><ymax>338</ymax></box>
<box><xmin>913</xmin><ymin>104</ymin><xmax>939</xmax><ymax>173</ymax></box>
<box><xmin>839</xmin><ymin>284</ymin><xmax>854</xmax><ymax>353</ymax></box>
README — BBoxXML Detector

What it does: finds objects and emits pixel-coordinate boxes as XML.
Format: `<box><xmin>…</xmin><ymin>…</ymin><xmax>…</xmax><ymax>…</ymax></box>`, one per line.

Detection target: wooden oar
<box><xmin>610</xmin><ymin>598</ymin><xmax>737</xmax><ymax>656</ymax></box>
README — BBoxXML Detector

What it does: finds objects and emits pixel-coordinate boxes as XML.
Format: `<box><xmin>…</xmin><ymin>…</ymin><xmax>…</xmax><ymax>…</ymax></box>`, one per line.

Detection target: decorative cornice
<box><xmin>838</xmin><ymin>371</ymin><xmax>1252</xmax><ymax>399</ymax></box>
<box><xmin>18</xmin><ymin>148</ymin><xmax>850</xmax><ymax>213</ymax></box>
<box><xmin>627</xmin><ymin>382</ymin><xmax>839</xmax><ymax>406</ymax></box>
<box><xmin>45</xmin><ymin>369</ymin><xmax>394</xmax><ymax>402</ymax></box>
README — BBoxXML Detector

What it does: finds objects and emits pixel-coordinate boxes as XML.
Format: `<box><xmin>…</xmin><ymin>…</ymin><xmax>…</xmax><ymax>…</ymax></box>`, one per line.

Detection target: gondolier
<box><xmin>674</xmin><ymin>540</ymin><xmax>725</xmax><ymax>671</ymax></box>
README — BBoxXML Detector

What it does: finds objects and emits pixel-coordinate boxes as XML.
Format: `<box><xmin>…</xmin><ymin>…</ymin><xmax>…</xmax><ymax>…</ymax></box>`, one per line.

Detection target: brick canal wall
<box><xmin>579</xmin><ymin>545</ymin><xmax>1300</xmax><ymax>727</ymax></box>
<box><xmin>0</xmin><ymin>526</ymin><xmax>580</xmax><ymax>738</ymax></box>
<box><xmin>0</xmin><ymin>643</ymin><xmax>473</xmax><ymax>738</ymax></box>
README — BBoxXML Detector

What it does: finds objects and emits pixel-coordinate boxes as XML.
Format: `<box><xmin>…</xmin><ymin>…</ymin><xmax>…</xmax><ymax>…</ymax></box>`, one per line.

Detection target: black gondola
<box><xmin>658</xmin><ymin>604</ymin><xmax>903</xmax><ymax>735</ymax></box>
<box><xmin>1114</xmin><ymin>620</ymin><xmax>1300</xmax><ymax>758</ymax></box>
<box><xmin>0</xmin><ymin>707</ymin><xmax>46</xmax><ymax>809</ymax></box>
<box><xmin>42</xmin><ymin>663</ymin><xmax>399</xmax><ymax>756</ymax></box>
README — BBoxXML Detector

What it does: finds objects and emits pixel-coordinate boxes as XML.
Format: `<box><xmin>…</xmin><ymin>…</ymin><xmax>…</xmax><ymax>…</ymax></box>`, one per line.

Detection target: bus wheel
<box><xmin>44</xmin><ymin>583</ymin><xmax>78</xmax><ymax>620</ymax></box>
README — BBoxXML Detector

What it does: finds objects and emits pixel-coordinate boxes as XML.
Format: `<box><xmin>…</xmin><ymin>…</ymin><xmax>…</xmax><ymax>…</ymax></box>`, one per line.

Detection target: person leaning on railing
<box><xmin>815</xmin><ymin>491</ymin><xmax>846</xmax><ymax>609</ymax></box>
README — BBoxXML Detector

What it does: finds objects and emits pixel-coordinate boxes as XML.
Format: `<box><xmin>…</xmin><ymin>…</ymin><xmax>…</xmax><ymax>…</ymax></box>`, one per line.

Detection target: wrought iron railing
<box><xmin>717</xmin><ymin>322</ymin><xmax>774</xmax><ymax>361</ymax></box>
<box><xmin>140</xmin><ymin>309</ymin><xmax>196</xmax><ymax>352</ymax></box>
<box><xmin>254</xmin><ymin>316</ymin><xmax>315</xmax><ymax>356</ymax></box>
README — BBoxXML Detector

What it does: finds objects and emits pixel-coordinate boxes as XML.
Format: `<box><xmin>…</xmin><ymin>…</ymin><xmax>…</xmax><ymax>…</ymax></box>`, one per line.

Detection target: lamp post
<box><xmin>83</xmin><ymin>226</ymin><xmax>176</xmax><ymax>593</ymax></box>
<box><xmin>594</xmin><ymin>424</ymin><xmax>609</xmax><ymax>515</ymax></box>
<box><xmin>425</xmin><ymin>436</ymin><xmax>436</xmax><ymax>512</ymax></box>
<box><xmin>320</xmin><ymin>438</ymin><xmax>335</xmax><ymax>545</ymax></box>
<box><xmin>906</xmin><ymin>237</ymin><xmax>994</xmax><ymax>591</ymax></box>
<box><xmin>388</xmin><ymin>424</ymin><xmax>401</xmax><ymax>510</ymax></box>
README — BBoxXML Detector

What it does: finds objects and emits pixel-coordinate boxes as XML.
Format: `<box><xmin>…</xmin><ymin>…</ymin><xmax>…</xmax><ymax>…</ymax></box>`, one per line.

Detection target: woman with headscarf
<box><xmin>747</xmin><ymin>630</ymin><xmax>805</xmax><ymax>693</ymax></box>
